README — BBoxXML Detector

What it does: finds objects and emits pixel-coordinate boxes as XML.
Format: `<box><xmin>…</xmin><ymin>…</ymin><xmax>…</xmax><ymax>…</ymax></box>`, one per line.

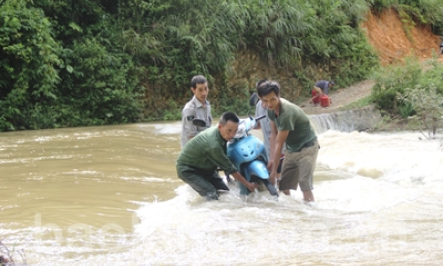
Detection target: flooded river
<box><xmin>1</xmin><ymin>120</ymin><xmax>442</xmax><ymax>265</ymax></box>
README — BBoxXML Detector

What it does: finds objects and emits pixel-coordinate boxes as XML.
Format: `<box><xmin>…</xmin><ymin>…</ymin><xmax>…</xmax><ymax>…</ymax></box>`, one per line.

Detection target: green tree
<box><xmin>56</xmin><ymin>38</ymin><xmax>145</xmax><ymax>126</ymax></box>
<box><xmin>0</xmin><ymin>0</ymin><xmax>61</xmax><ymax>130</ymax></box>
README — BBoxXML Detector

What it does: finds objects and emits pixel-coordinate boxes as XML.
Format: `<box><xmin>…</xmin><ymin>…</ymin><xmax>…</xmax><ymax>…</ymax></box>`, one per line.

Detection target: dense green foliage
<box><xmin>0</xmin><ymin>0</ymin><xmax>144</xmax><ymax>130</ymax></box>
<box><xmin>1</xmin><ymin>0</ymin><xmax>443</xmax><ymax>131</ymax></box>
<box><xmin>370</xmin><ymin>0</ymin><xmax>443</xmax><ymax>31</ymax></box>
<box><xmin>372</xmin><ymin>57</ymin><xmax>443</xmax><ymax>127</ymax></box>
<box><xmin>0</xmin><ymin>0</ymin><xmax>62</xmax><ymax>130</ymax></box>
<box><xmin>129</xmin><ymin>0</ymin><xmax>380</xmax><ymax>119</ymax></box>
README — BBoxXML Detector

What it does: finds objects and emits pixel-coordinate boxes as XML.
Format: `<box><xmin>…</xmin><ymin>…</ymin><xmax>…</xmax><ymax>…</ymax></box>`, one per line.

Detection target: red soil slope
<box><xmin>361</xmin><ymin>8</ymin><xmax>441</xmax><ymax>65</ymax></box>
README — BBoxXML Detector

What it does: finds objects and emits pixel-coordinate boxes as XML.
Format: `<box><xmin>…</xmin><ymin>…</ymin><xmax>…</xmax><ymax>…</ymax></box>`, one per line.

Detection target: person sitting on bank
<box><xmin>176</xmin><ymin>112</ymin><xmax>258</xmax><ymax>200</ymax></box>
<box><xmin>310</xmin><ymin>80</ymin><xmax>334</xmax><ymax>105</ymax></box>
<box><xmin>181</xmin><ymin>75</ymin><xmax>213</xmax><ymax>148</ymax></box>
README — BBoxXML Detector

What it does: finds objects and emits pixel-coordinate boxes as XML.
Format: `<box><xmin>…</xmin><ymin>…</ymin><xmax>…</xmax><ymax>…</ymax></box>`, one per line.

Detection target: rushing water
<box><xmin>1</xmin><ymin>119</ymin><xmax>443</xmax><ymax>265</ymax></box>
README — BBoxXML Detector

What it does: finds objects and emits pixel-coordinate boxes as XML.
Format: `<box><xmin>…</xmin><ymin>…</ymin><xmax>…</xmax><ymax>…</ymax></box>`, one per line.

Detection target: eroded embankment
<box><xmin>361</xmin><ymin>8</ymin><xmax>441</xmax><ymax>65</ymax></box>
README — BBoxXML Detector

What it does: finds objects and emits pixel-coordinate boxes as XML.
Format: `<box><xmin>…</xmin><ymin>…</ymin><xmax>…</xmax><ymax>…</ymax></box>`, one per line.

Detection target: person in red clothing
<box><xmin>310</xmin><ymin>80</ymin><xmax>334</xmax><ymax>106</ymax></box>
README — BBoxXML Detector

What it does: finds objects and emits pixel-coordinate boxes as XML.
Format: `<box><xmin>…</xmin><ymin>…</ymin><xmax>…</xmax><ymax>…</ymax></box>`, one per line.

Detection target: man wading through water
<box><xmin>256</xmin><ymin>80</ymin><xmax>319</xmax><ymax>202</ymax></box>
<box><xmin>176</xmin><ymin>112</ymin><xmax>258</xmax><ymax>200</ymax></box>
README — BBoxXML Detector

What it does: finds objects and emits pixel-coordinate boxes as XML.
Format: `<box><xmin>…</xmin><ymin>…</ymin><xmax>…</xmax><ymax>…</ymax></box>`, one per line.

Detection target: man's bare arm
<box><xmin>272</xmin><ymin>130</ymin><xmax>288</xmax><ymax>173</ymax></box>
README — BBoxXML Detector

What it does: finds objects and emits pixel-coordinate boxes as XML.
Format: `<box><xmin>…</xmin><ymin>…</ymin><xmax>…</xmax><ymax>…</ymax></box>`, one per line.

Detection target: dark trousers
<box><xmin>176</xmin><ymin>164</ymin><xmax>229</xmax><ymax>200</ymax></box>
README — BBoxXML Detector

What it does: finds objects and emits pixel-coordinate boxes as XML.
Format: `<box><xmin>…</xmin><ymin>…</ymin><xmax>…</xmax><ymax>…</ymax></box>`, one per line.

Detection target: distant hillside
<box><xmin>362</xmin><ymin>8</ymin><xmax>441</xmax><ymax>65</ymax></box>
<box><xmin>2</xmin><ymin>1</ymin><xmax>443</xmax><ymax>131</ymax></box>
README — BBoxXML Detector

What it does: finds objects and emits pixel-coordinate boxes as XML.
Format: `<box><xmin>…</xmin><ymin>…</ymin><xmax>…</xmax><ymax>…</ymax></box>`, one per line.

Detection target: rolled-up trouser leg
<box><xmin>176</xmin><ymin>165</ymin><xmax>228</xmax><ymax>200</ymax></box>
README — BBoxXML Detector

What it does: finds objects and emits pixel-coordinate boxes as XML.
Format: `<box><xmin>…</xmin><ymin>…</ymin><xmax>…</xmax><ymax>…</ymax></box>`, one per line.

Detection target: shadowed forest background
<box><xmin>1</xmin><ymin>0</ymin><xmax>443</xmax><ymax>131</ymax></box>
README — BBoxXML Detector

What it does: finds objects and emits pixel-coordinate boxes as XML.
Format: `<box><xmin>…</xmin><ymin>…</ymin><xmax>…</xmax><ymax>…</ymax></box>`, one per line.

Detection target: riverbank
<box><xmin>299</xmin><ymin>80</ymin><xmax>433</xmax><ymax>133</ymax></box>
<box><xmin>300</xmin><ymin>79</ymin><xmax>375</xmax><ymax>116</ymax></box>
<box><xmin>300</xmin><ymin>54</ymin><xmax>443</xmax><ymax>134</ymax></box>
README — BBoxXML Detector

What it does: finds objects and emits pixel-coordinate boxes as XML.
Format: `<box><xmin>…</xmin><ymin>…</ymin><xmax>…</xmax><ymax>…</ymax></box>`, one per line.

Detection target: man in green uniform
<box><xmin>176</xmin><ymin>112</ymin><xmax>258</xmax><ymax>200</ymax></box>
<box><xmin>256</xmin><ymin>80</ymin><xmax>319</xmax><ymax>202</ymax></box>
<box><xmin>181</xmin><ymin>75</ymin><xmax>213</xmax><ymax>148</ymax></box>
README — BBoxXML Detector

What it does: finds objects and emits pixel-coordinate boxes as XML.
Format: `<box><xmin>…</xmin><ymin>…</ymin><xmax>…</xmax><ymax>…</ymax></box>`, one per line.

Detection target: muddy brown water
<box><xmin>1</xmin><ymin>121</ymin><xmax>442</xmax><ymax>265</ymax></box>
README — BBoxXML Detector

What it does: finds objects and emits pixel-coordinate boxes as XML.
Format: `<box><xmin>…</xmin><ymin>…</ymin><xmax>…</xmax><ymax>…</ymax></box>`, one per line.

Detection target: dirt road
<box><xmin>300</xmin><ymin>79</ymin><xmax>375</xmax><ymax>115</ymax></box>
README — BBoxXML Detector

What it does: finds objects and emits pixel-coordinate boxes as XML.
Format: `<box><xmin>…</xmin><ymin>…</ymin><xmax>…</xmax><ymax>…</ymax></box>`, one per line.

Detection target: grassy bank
<box><xmin>339</xmin><ymin>57</ymin><xmax>443</xmax><ymax>136</ymax></box>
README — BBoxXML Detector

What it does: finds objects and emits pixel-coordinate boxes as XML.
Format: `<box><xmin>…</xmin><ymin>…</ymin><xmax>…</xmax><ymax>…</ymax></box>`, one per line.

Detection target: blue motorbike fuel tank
<box><xmin>228</xmin><ymin>135</ymin><xmax>270</xmax><ymax>195</ymax></box>
<box><xmin>227</xmin><ymin>135</ymin><xmax>268</xmax><ymax>172</ymax></box>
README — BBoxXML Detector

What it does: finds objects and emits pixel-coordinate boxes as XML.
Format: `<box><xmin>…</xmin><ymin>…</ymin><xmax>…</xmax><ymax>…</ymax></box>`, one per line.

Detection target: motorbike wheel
<box><xmin>259</xmin><ymin>179</ymin><xmax>279</xmax><ymax>197</ymax></box>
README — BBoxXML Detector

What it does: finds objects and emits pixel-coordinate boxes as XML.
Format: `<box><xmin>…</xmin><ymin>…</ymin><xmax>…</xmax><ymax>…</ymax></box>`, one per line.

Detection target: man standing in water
<box><xmin>256</xmin><ymin>80</ymin><xmax>319</xmax><ymax>202</ymax></box>
<box><xmin>181</xmin><ymin>75</ymin><xmax>213</xmax><ymax>148</ymax></box>
<box><xmin>176</xmin><ymin>112</ymin><xmax>258</xmax><ymax>200</ymax></box>
<box><xmin>255</xmin><ymin>94</ymin><xmax>285</xmax><ymax>177</ymax></box>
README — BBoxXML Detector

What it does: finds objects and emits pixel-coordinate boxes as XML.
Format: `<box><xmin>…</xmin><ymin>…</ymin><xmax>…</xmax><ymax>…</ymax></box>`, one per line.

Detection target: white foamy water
<box><xmin>122</xmin><ymin>131</ymin><xmax>443</xmax><ymax>265</ymax></box>
<box><xmin>1</xmin><ymin>124</ymin><xmax>443</xmax><ymax>265</ymax></box>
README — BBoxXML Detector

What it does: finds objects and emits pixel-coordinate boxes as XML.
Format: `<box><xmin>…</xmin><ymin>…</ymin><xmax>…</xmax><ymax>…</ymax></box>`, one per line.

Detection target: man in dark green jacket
<box><xmin>176</xmin><ymin>112</ymin><xmax>258</xmax><ymax>200</ymax></box>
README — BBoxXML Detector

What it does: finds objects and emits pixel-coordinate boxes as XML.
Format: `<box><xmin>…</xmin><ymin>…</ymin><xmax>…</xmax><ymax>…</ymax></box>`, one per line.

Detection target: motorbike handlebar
<box><xmin>255</xmin><ymin>115</ymin><xmax>266</xmax><ymax>121</ymax></box>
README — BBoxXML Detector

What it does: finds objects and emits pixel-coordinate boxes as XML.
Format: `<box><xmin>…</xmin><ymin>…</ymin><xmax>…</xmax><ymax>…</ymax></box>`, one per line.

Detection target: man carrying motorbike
<box><xmin>255</xmin><ymin>97</ymin><xmax>285</xmax><ymax>183</ymax></box>
<box><xmin>176</xmin><ymin>112</ymin><xmax>258</xmax><ymax>200</ymax></box>
<box><xmin>256</xmin><ymin>80</ymin><xmax>319</xmax><ymax>202</ymax></box>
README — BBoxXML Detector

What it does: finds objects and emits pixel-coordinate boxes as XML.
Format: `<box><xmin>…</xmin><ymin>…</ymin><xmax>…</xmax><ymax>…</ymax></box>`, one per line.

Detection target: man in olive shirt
<box><xmin>181</xmin><ymin>75</ymin><xmax>213</xmax><ymax>148</ymax></box>
<box><xmin>176</xmin><ymin>112</ymin><xmax>258</xmax><ymax>200</ymax></box>
<box><xmin>256</xmin><ymin>80</ymin><xmax>319</xmax><ymax>202</ymax></box>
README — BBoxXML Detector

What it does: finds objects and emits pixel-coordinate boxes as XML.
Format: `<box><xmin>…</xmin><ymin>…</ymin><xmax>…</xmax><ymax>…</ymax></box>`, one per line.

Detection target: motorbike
<box><xmin>192</xmin><ymin>93</ymin><xmax>278</xmax><ymax>197</ymax></box>
<box><xmin>226</xmin><ymin>115</ymin><xmax>278</xmax><ymax>197</ymax></box>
